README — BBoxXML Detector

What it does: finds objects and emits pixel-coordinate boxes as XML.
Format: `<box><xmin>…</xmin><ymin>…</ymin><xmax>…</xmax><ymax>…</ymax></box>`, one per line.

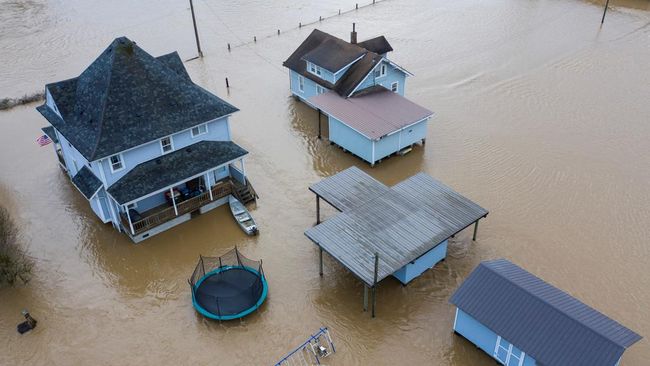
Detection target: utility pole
<box><xmin>189</xmin><ymin>0</ymin><xmax>203</xmax><ymax>57</ymax></box>
<box><xmin>601</xmin><ymin>0</ymin><xmax>611</xmax><ymax>24</ymax></box>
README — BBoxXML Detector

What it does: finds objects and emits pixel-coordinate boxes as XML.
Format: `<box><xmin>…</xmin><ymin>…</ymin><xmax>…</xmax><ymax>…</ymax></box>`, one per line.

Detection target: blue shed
<box><xmin>450</xmin><ymin>259</ymin><xmax>642</xmax><ymax>366</ymax></box>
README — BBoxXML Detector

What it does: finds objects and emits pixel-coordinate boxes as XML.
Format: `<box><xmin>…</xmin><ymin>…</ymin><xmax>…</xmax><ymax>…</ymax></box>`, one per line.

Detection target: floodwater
<box><xmin>1</xmin><ymin>0</ymin><xmax>649</xmax><ymax>364</ymax></box>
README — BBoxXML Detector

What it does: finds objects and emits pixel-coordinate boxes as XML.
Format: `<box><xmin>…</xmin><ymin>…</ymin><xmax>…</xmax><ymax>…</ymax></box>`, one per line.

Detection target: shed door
<box><xmin>494</xmin><ymin>336</ymin><xmax>525</xmax><ymax>366</ymax></box>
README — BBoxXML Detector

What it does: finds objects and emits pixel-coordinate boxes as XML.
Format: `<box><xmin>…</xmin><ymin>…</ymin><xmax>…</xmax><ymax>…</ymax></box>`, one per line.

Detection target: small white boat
<box><xmin>229</xmin><ymin>196</ymin><xmax>258</xmax><ymax>235</ymax></box>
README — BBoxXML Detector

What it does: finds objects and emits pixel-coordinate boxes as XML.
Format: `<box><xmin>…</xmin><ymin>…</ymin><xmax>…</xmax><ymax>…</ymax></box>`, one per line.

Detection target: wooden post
<box><xmin>316</xmin><ymin>195</ymin><xmax>321</xmax><ymax>224</ymax></box>
<box><xmin>227</xmin><ymin>43</ymin><xmax>231</xmax><ymax>51</ymax></box>
<box><xmin>319</xmin><ymin>16</ymin><xmax>322</xmax><ymax>21</ymax></box>
<box><xmin>225</xmin><ymin>77</ymin><xmax>230</xmax><ymax>88</ymax></box>
<box><xmin>363</xmin><ymin>285</ymin><xmax>368</xmax><ymax>311</ymax></box>
<box><xmin>317</xmin><ymin>109</ymin><xmax>322</xmax><ymax>139</ymax></box>
<box><xmin>319</xmin><ymin>247</ymin><xmax>324</xmax><ymax>276</ymax></box>
<box><xmin>254</xmin><ymin>36</ymin><xmax>257</xmax><ymax>42</ymax></box>
<box><xmin>372</xmin><ymin>253</ymin><xmax>379</xmax><ymax>318</ymax></box>
<box><xmin>170</xmin><ymin>188</ymin><xmax>178</xmax><ymax>216</ymax></box>
<box><xmin>472</xmin><ymin>220</ymin><xmax>479</xmax><ymax>241</ymax></box>
<box><xmin>277</xmin><ymin>29</ymin><xmax>280</xmax><ymax>35</ymax></box>
<box><xmin>299</xmin><ymin>22</ymin><xmax>302</xmax><ymax>28</ymax></box>
<box><xmin>189</xmin><ymin>0</ymin><xmax>203</xmax><ymax>57</ymax></box>
<box><xmin>356</xmin><ymin>3</ymin><xmax>359</xmax><ymax>10</ymax></box>
<box><xmin>601</xmin><ymin>0</ymin><xmax>611</xmax><ymax>24</ymax></box>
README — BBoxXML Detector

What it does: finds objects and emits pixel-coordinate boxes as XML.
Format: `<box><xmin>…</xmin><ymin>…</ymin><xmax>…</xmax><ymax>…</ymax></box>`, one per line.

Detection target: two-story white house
<box><xmin>37</xmin><ymin>37</ymin><xmax>256</xmax><ymax>243</ymax></box>
<box><xmin>283</xmin><ymin>25</ymin><xmax>434</xmax><ymax>166</ymax></box>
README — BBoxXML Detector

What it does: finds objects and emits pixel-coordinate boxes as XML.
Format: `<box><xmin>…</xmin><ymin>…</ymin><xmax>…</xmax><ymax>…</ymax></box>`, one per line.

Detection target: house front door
<box><xmin>494</xmin><ymin>336</ymin><xmax>525</xmax><ymax>366</ymax></box>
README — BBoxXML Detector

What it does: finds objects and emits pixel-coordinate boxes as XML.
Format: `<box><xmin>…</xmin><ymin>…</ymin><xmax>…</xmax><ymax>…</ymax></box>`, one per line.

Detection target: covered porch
<box><xmin>106</xmin><ymin>140</ymin><xmax>255</xmax><ymax>242</ymax></box>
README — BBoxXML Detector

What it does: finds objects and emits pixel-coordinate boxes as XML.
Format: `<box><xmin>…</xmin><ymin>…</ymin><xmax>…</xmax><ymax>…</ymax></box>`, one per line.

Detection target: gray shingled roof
<box><xmin>450</xmin><ymin>259</ymin><xmax>642</xmax><ymax>366</ymax></box>
<box><xmin>107</xmin><ymin>140</ymin><xmax>247</xmax><ymax>204</ymax></box>
<box><xmin>302</xmin><ymin>37</ymin><xmax>366</xmax><ymax>72</ymax></box>
<box><xmin>357</xmin><ymin>36</ymin><xmax>393</xmax><ymax>55</ymax></box>
<box><xmin>283</xmin><ymin>29</ymin><xmax>385</xmax><ymax>97</ymax></box>
<box><xmin>71</xmin><ymin>166</ymin><xmax>103</xmax><ymax>200</ymax></box>
<box><xmin>36</xmin><ymin>37</ymin><xmax>238</xmax><ymax>161</ymax></box>
<box><xmin>305</xmin><ymin>167</ymin><xmax>488</xmax><ymax>286</ymax></box>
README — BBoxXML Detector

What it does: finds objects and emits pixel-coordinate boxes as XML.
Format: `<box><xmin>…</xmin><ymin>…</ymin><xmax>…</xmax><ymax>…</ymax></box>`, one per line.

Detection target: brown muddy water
<box><xmin>1</xmin><ymin>0</ymin><xmax>650</xmax><ymax>365</ymax></box>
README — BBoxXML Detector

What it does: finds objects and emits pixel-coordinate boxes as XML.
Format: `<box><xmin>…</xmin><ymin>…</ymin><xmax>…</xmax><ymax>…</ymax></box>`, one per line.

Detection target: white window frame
<box><xmin>316</xmin><ymin>85</ymin><xmax>325</xmax><ymax>95</ymax></box>
<box><xmin>380</xmin><ymin>63</ymin><xmax>387</xmax><ymax>77</ymax></box>
<box><xmin>109</xmin><ymin>153</ymin><xmax>124</xmax><ymax>173</ymax></box>
<box><xmin>160</xmin><ymin>136</ymin><xmax>174</xmax><ymax>154</ymax></box>
<box><xmin>493</xmin><ymin>336</ymin><xmax>525</xmax><ymax>366</ymax></box>
<box><xmin>191</xmin><ymin>123</ymin><xmax>208</xmax><ymax>138</ymax></box>
<box><xmin>309</xmin><ymin>62</ymin><xmax>322</xmax><ymax>76</ymax></box>
<box><xmin>298</xmin><ymin>75</ymin><xmax>305</xmax><ymax>92</ymax></box>
<box><xmin>391</xmin><ymin>81</ymin><xmax>399</xmax><ymax>93</ymax></box>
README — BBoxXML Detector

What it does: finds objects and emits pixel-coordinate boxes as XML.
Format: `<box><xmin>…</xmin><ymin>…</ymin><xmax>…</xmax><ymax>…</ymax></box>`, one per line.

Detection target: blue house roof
<box><xmin>37</xmin><ymin>37</ymin><xmax>239</xmax><ymax>161</ymax></box>
<box><xmin>450</xmin><ymin>259</ymin><xmax>642</xmax><ymax>366</ymax></box>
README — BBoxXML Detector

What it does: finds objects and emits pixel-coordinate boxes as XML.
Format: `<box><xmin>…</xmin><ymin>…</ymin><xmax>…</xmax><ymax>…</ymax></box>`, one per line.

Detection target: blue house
<box><xmin>450</xmin><ymin>259</ymin><xmax>642</xmax><ymax>366</ymax></box>
<box><xmin>37</xmin><ymin>37</ymin><xmax>256</xmax><ymax>243</ymax></box>
<box><xmin>283</xmin><ymin>26</ymin><xmax>434</xmax><ymax>166</ymax></box>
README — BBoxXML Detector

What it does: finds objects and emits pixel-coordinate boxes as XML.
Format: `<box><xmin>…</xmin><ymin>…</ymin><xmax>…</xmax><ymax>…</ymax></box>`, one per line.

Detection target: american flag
<box><xmin>36</xmin><ymin>134</ymin><xmax>52</xmax><ymax>147</ymax></box>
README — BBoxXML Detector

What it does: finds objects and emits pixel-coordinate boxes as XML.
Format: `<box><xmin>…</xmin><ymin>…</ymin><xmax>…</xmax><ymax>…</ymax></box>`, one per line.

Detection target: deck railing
<box><xmin>124</xmin><ymin>180</ymin><xmax>233</xmax><ymax>235</ymax></box>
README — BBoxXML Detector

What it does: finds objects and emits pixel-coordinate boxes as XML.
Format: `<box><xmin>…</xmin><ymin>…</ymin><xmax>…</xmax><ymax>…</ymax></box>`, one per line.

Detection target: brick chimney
<box><xmin>350</xmin><ymin>23</ymin><xmax>357</xmax><ymax>44</ymax></box>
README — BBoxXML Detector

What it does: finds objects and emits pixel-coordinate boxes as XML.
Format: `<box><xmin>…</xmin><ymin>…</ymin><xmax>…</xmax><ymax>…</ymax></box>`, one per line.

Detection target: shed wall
<box><xmin>392</xmin><ymin>240</ymin><xmax>447</xmax><ymax>284</ymax></box>
<box><xmin>328</xmin><ymin>116</ymin><xmax>373</xmax><ymax>163</ymax></box>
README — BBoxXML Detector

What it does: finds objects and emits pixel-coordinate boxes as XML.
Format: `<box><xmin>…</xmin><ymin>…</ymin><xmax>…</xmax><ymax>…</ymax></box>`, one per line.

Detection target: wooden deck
<box><xmin>121</xmin><ymin>180</ymin><xmax>233</xmax><ymax>235</ymax></box>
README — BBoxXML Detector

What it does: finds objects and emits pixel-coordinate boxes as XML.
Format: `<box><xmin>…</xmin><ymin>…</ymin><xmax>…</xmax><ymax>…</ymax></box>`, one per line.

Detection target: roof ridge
<box><xmin>88</xmin><ymin>41</ymin><xmax>118</xmax><ymax>160</ymax></box>
<box><xmin>483</xmin><ymin>260</ymin><xmax>636</xmax><ymax>349</ymax></box>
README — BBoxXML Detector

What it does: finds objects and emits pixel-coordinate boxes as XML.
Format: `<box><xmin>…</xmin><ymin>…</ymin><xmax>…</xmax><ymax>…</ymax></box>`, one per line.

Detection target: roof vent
<box><xmin>350</xmin><ymin>23</ymin><xmax>357</xmax><ymax>44</ymax></box>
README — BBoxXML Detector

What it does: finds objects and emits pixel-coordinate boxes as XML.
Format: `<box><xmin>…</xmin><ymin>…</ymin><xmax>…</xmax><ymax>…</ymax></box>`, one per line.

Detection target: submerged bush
<box><xmin>0</xmin><ymin>206</ymin><xmax>32</xmax><ymax>286</ymax></box>
<box><xmin>0</xmin><ymin>92</ymin><xmax>44</xmax><ymax>111</ymax></box>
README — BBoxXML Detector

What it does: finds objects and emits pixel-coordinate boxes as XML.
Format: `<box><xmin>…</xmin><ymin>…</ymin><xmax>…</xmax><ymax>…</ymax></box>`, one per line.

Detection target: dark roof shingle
<box><xmin>71</xmin><ymin>166</ymin><xmax>103</xmax><ymax>200</ymax></box>
<box><xmin>107</xmin><ymin>140</ymin><xmax>247</xmax><ymax>204</ymax></box>
<box><xmin>450</xmin><ymin>259</ymin><xmax>642</xmax><ymax>366</ymax></box>
<box><xmin>358</xmin><ymin>36</ymin><xmax>393</xmax><ymax>55</ymax></box>
<box><xmin>283</xmin><ymin>29</ymin><xmax>385</xmax><ymax>97</ymax></box>
<box><xmin>37</xmin><ymin>37</ymin><xmax>238</xmax><ymax>161</ymax></box>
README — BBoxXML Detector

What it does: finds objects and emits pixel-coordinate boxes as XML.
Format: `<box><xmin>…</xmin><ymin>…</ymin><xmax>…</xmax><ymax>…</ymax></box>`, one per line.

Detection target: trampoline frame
<box><xmin>191</xmin><ymin>265</ymin><xmax>268</xmax><ymax>320</ymax></box>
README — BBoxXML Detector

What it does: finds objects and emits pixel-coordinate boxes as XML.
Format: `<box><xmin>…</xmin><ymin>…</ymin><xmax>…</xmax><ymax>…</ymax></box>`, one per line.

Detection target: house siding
<box><xmin>100</xmin><ymin>116</ymin><xmax>231</xmax><ymax>187</ymax></box>
<box><xmin>392</xmin><ymin>240</ymin><xmax>447</xmax><ymax>284</ymax></box>
<box><xmin>454</xmin><ymin>309</ymin><xmax>537</xmax><ymax>366</ymax></box>
<box><xmin>328</xmin><ymin>116</ymin><xmax>373</xmax><ymax>163</ymax></box>
<box><xmin>374</xmin><ymin>118</ymin><xmax>428</xmax><ymax>161</ymax></box>
<box><xmin>307</xmin><ymin>62</ymin><xmax>336</xmax><ymax>83</ymax></box>
<box><xmin>354</xmin><ymin>60</ymin><xmax>407</xmax><ymax>96</ymax></box>
<box><xmin>290</xmin><ymin>70</ymin><xmax>329</xmax><ymax>100</ymax></box>
<box><xmin>57</xmin><ymin>132</ymin><xmax>90</xmax><ymax>177</ymax></box>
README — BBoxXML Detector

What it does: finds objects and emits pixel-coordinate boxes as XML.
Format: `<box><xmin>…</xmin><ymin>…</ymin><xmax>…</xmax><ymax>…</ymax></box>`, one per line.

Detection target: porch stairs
<box><xmin>231</xmin><ymin>178</ymin><xmax>258</xmax><ymax>205</ymax></box>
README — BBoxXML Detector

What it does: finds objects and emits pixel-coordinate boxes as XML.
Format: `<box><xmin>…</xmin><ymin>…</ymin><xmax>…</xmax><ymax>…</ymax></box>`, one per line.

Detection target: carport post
<box><xmin>363</xmin><ymin>285</ymin><xmax>369</xmax><ymax>312</ymax></box>
<box><xmin>316</xmin><ymin>195</ymin><xmax>321</xmax><ymax>224</ymax></box>
<box><xmin>372</xmin><ymin>252</ymin><xmax>379</xmax><ymax>318</ymax></box>
<box><xmin>319</xmin><ymin>247</ymin><xmax>324</xmax><ymax>276</ymax></box>
<box><xmin>472</xmin><ymin>220</ymin><xmax>479</xmax><ymax>241</ymax></box>
<box><xmin>317</xmin><ymin>109</ymin><xmax>322</xmax><ymax>139</ymax></box>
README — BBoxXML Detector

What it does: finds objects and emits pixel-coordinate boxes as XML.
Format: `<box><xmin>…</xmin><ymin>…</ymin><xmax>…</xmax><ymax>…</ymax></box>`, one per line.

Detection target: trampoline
<box><xmin>189</xmin><ymin>248</ymin><xmax>268</xmax><ymax>320</ymax></box>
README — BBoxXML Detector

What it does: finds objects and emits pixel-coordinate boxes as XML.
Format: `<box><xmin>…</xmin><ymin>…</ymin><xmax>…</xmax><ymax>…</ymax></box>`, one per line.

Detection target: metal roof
<box><xmin>107</xmin><ymin>141</ymin><xmax>247</xmax><ymax>204</ymax></box>
<box><xmin>307</xmin><ymin>88</ymin><xmax>434</xmax><ymax>140</ymax></box>
<box><xmin>305</xmin><ymin>167</ymin><xmax>488</xmax><ymax>286</ymax></box>
<box><xmin>71</xmin><ymin>166</ymin><xmax>103</xmax><ymax>200</ymax></box>
<box><xmin>309</xmin><ymin>166</ymin><xmax>390</xmax><ymax>211</ymax></box>
<box><xmin>450</xmin><ymin>259</ymin><xmax>642</xmax><ymax>366</ymax></box>
<box><xmin>37</xmin><ymin>37</ymin><xmax>238</xmax><ymax>161</ymax></box>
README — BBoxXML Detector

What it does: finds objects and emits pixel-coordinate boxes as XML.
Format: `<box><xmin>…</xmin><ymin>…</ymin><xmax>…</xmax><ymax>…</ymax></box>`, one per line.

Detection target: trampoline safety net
<box><xmin>189</xmin><ymin>247</ymin><xmax>266</xmax><ymax>318</ymax></box>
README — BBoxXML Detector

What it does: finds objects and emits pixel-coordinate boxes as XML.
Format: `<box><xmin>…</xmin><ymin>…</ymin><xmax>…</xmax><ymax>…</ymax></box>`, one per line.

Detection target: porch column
<box><xmin>170</xmin><ymin>188</ymin><xmax>178</xmax><ymax>216</ymax></box>
<box><xmin>107</xmin><ymin>196</ymin><xmax>121</xmax><ymax>232</ymax></box>
<box><xmin>124</xmin><ymin>205</ymin><xmax>135</xmax><ymax>235</ymax></box>
<box><xmin>240</xmin><ymin>159</ymin><xmax>246</xmax><ymax>180</ymax></box>
<box><xmin>472</xmin><ymin>220</ymin><xmax>479</xmax><ymax>241</ymax></box>
<box><xmin>206</xmin><ymin>171</ymin><xmax>214</xmax><ymax>201</ymax></box>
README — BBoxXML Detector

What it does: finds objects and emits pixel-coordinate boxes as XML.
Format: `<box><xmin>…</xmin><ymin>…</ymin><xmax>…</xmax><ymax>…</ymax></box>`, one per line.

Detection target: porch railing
<box><xmin>124</xmin><ymin>180</ymin><xmax>233</xmax><ymax>236</ymax></box>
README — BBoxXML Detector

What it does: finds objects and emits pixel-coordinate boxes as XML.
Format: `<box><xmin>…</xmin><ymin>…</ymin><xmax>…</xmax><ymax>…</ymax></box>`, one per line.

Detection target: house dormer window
<box><xmin>309</xmin><ymin>62</ymin><xmax>322</xmax><ymax>76</ymax></box>
<box><xmin>160</xmin><ymin>136</ymin><xmax>174</xmax><ymax>154</ymax></box>
<box><xmin>109</xmin><ymin>154</ymin><xmax>124</xmax><ymax>173</ymax></box>
<box><xmin>191</xmin><ymin>123</ymin><xmax>208</xmax><ymax>138</ymax></box>
<box><xmin>317</xmin><ymin>86</ymin><xmax>325</xmax><ymax>95</ymax></box>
